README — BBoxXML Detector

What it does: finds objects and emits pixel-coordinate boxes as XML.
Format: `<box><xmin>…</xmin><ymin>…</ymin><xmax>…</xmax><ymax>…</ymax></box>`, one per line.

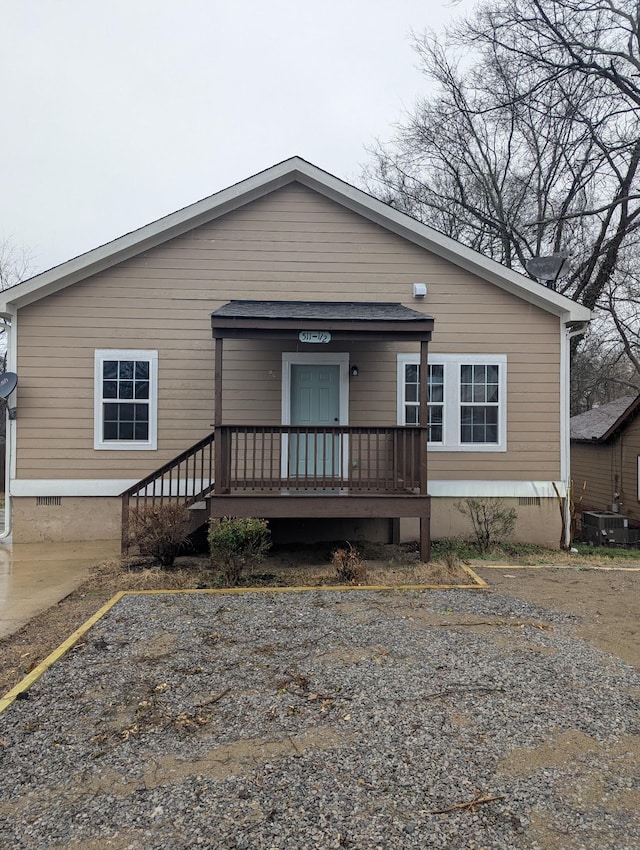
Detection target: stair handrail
<box><xmin>121</xmin><ymin>431</ymin><xmax>216</xmax><ymax>500</ymax></box>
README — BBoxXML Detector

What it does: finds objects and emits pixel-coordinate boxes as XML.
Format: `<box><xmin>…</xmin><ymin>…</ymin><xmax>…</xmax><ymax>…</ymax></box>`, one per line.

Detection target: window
<box><xmin>460</xmin><ymin>364</ymin><xmax>499</xmax><ymax>444</ymax></box>
<box><xmin>397</xmin><ymin>354</ymin><xmax>506</xmax><ymax>451</ymax></box>
<box><xmin>94</xmin><ymin>350</ymin><xmax>158</xmax><ymax>450</ymax></box>
<box><xmin>402</xmin><ymin>362</ymin><xmax>444</xmax><ymax>442</ymax></box>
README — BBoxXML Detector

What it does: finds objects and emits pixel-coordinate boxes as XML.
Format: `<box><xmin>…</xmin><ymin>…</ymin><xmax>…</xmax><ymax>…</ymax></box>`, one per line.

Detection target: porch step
<box><xmin>189</xmin><ymin>501</ymin><xmax>207</xmax><ymax>511</ymax></box>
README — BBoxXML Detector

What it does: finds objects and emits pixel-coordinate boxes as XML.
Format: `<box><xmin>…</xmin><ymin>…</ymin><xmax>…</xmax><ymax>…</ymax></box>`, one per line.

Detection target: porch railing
<box><xmin>216</xmin><ymin>425</ymin><xmax>423</xmax><ymax>493</ymax></box>
<box><xmin>121</xmin><ymin>425</ymin><xmax>425</xmax><ymax>549</ymax></box>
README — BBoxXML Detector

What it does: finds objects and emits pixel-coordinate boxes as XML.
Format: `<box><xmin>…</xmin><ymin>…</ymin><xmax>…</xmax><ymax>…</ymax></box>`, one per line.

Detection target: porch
<box><xmin>122</xmin><ymin>301</ymin><xmax>434</xmax><ymax>559</ymax></box>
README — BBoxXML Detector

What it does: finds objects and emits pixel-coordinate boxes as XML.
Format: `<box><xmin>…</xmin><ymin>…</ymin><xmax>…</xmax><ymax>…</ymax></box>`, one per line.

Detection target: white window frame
<box><xmin>397</xmin><ymin>353</ymin><xmax>507</xmax><ymax>452</ymax></box>
<box><xmin>94</xmin><ymin>349</ymin><xmax>158</xmax><ymax>450</ymax></box>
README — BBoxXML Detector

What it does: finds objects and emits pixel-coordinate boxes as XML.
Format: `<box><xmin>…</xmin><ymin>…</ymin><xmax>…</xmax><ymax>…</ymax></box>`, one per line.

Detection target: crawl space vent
<box><xmin>36</xmin><ymin>496</ymin><xmax>62</xmax><ymax>506</ymax></box>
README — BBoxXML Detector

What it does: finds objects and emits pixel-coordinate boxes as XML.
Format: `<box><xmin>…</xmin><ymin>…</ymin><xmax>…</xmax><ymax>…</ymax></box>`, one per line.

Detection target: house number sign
<box><xmin>298</xmin><ymin>331</ymin><xmax>331</xmax><ymax>343</ymax></box>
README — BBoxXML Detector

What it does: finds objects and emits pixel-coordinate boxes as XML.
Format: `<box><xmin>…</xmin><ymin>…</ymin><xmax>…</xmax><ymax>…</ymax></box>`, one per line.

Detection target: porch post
<box><xmin>419</xmin><ymin>337</ymin><xmax>430</xmax><ymax>561</ymax></box>
<box><xmin>214</xmin><ymin>333</ymin><xmax>224</xmax><ymax>495</ymax></box>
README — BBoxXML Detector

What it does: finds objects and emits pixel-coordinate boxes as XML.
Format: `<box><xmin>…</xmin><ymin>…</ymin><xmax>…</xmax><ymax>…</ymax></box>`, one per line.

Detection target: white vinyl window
<box><xmin>94</xmin><ymin>350</ymin><xmax>158</xmax><ymax>450</ymax></box>
<box><xmin>397</xmin><ymin>354</ymin><xmax>506</xmax><ymax>451</ymax></box>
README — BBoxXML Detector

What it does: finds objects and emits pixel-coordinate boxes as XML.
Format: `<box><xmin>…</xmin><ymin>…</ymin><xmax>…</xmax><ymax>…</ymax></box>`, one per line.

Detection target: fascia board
<box><xmin>0</xmin><ymin>160</ymin><xmax>302</xmax><ymax>312</ymax></box>
<box><xmin>0</xmin><ymin>155</ymin><xmax>592</xmax><ymax>324</ymax></box>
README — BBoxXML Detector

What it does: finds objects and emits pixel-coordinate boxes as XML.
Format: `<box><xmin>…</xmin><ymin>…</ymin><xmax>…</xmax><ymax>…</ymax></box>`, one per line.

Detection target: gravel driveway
<box><xmin>1</xmin><ymin>587</ymin><xmax>638</xmax><ymax>849</ymax></box>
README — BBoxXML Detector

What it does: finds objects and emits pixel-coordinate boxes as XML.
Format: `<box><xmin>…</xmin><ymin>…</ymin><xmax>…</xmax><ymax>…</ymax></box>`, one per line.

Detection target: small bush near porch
<box><xmin>208</xmin><ymin>517</ymin><xmax>272</xmax><ymax>586</ymax></box>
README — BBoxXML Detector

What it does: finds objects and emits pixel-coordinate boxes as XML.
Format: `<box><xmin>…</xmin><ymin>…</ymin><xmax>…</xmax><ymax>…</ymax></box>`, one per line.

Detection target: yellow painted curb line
<box><xmin>0</xmin><ymin>568</ymin><xmax>486</xmax><ymax>714</ymax></box>
<box><xmin>0</xmin><ymin>591</ymin><xmax>126</xmax><ymax>714</ymax></box>
<box><xmin>475</xmin><ymin>563</ymin><xmax>640</xmax><ymax>572</ymax></box>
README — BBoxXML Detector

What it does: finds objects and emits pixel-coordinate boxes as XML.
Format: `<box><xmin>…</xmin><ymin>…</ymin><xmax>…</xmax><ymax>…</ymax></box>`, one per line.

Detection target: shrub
<box><xmin>331</xmin><ymin>542</ymin><xmax>368</xmax><ymax>584</ymax></box>
<box><xmin>454</xmin><ymin>498</ymin><xmax>517</xmax><ymax>553</ymax></box>
<box><xmin>208</xmin><ymin>517</ymin><xmax>271</xmax><ymax>586</ymax></box>
<box><xmin>128</xmin><ymin>503</ymin><xmax>193</xmax><ymax>567</ymax></box>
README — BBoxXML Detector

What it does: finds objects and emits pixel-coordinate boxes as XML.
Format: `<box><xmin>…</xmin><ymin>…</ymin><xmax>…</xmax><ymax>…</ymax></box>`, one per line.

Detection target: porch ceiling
<box><xmin>211</xmin><ymin>300</ymin><xmax>434</xmax><ymax>341</ymax></box>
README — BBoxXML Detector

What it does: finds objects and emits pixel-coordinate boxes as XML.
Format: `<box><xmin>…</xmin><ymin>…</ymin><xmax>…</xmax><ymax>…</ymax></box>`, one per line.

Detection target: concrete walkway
<box><xmin>0</xmin><ymin>540</ymin><xmax>119</xmax><ymax>638</ymax></box>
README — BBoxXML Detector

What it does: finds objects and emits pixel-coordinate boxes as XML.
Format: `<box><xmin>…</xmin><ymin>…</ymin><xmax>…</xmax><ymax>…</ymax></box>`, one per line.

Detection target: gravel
<box><xmin>1</xmin><ymin>588</ymin><xmax>638</xmax><ymax>849</ymax></box>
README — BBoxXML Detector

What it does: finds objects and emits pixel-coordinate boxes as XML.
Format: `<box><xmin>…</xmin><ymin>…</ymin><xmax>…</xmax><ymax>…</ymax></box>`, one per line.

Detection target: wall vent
<box><xmin>518</xmin><ymin>496</ymin><xmax>541</xmax><ymax>506</ymax></box>
<box><xmin>36</xmin><ymin>496</ymin><xmax>61</xmax><ymax>506</ymax></box>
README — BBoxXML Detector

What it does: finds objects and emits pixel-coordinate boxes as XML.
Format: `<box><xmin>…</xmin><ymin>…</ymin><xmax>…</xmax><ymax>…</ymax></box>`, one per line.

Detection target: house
<box><xmin>0</xmin><ymin>157</ymin><xmax>590</xmax><ymax>554</ymax></box>
<box><xmin>570</xmin><ymin>394</ymin><xmax>640</xmax><ymax>525</ymax></box>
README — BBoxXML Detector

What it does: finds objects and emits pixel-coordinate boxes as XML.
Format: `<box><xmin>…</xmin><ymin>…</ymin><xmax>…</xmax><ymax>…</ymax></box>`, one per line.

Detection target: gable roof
<box><xmin>0</xmin><ymin>156</ymin><xmax>592</xmax><ymax>322</ymax></box>
<box><xmin>570</xmin><ymin>394</ymin><xmax>640</xmax><ymax>442</ymax></box>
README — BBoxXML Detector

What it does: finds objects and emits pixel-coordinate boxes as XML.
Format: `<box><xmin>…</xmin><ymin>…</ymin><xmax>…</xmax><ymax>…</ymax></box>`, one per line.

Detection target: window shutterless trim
<box><xmin>397</xmin><ymin>353</ymin><xmax>507</xmax><ymax>452</ymax></box>
<box><xmin>94</xmin><ymin>349</ymin><xmax>158</xmax><ymax>450</ymax></box>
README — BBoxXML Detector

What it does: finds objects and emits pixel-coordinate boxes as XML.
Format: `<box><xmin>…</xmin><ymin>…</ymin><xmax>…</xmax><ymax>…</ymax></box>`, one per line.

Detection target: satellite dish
<box><xmin>525</xmin><ymin>254</ymin><xmax>570</xmax><ymax>283</ymax></box>
<box><xmin>0</xmin><ymin>372</ymin><xmax>18</xmax><ymax>399</ymax></box>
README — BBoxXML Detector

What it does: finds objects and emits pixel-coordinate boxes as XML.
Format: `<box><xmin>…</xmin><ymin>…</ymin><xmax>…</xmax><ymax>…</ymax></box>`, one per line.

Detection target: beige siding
<box><xmin>571</xmin><ymin>416</ymin><xmax>640</xmax><ymax>523</ymax></box>
<box><xmin>16</xmin><ymin>182</ymin><xmax>562</xmax><ymax>484</ymax></box>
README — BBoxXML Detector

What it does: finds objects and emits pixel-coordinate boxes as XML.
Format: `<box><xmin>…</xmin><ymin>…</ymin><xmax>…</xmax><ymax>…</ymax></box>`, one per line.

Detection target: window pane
<box><xmin>119</xmin><ymin>422</ymin><xmax>134</xmax><ymax>440</ymax></box>
<box><xmin>103</xmin><ymin>421</ymin><xmax>118</xmax><ymax>440</ymax></box>
<box><xmin>135</xmin><ymin>403</ymin><xmax>149</xmax><ymax>422</ymax></box>
<box><xmin>135</xmin><ymin>361</ymin><xmax>149</xmax><ymax>380</ymax></box>
<box><xmin>405</xmin><ymin>364</ymin><xmax>418</xmax><ymax>383</ymax></box>
<box><xmin>472</xmin><ymin>383</ymin><xmax>485</xmax><ymax>403</ymax></box>
<box><xmin>119</xmin><ymin>381</ymin><xmax>134</xmax><ymax>399</ymax></box>
<box><xmin>405</xmin><ymin>406</ymin><xmax>419</xmax><ymax>425</ymax></box>
<box><xmin>119</xmin><ymin>361</ymin><xmax>134</xmax><ymax>379</ymax></box>
<box><xmin>406</xmin><ymin>384</ymin><xmax>418</xmax><ymax>403</ymax></box>
<box><xmin>428</xmin><ymin>406</ymin><xmax>443</xmax><ymax>442</ymax></box>
<box><xmin>429</xmin><ymin>365</ymin><xmax>443</xmax><ymax>402</ymax></box>
<box><xmin>103</xmin><ymin>381</ymin><xmax>117</xmax><ymax>399</ymax></box>
<box><xmin>103</xmin><ymin>361</ymin><xmax>118</xmax><ymax>379</ymax></box>
<box><xmin>134</xmin><ymin>421</ymin><xmax>149</xmax><ymax>440</ymax></box>
<box><xmin>103</xmin><ymin>403</ymin><xmax>119</xmax><ymax>420</ymax></box>
<box><xmin>134</xmin><ymin>381</ymin><xmax>149</xmax><ymax>399</ymax></box>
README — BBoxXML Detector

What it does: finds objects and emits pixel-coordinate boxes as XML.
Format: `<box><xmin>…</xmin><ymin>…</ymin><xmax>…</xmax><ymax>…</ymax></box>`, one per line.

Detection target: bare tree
<box><xmin>0</xmin><ymin>237</ymin><xmax>33</xmax><ymax>290</ymax></box>
<box><xmin>364</xmin><ymin>0</ymin><xmax>640</xmax><ymax>393</ymax></box>
<box><xmin>571</xmin><ymin>326</ymin><xmax>640</xmax><ymax>413</ymax></box>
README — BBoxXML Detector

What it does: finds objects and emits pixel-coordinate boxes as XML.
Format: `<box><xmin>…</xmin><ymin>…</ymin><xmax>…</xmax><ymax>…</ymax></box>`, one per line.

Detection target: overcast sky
<box><xmin>2</xmin><ymin>0</ymin><xmax>473</xmax><ymax>276</ymax></box>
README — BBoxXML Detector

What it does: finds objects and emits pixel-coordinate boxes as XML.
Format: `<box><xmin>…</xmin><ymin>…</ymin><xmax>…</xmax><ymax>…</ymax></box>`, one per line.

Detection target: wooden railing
<box><xmin>215</xmin><ymin>425</ymin><xmax>423</xmax><ymax>493</ymax></box>
<box><xmin>121</xmin><ymin>432</ymin><xmax>215</xmax><ymax>549</ymax></box>
<box><xmin>121</xmin><ymin>425</ymin><xmax>425</xmax><ymax>549</ymax></box>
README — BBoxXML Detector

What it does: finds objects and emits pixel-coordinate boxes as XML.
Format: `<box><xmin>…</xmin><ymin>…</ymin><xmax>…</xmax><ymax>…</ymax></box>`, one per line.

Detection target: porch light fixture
<box><xmin>350</xmin><ymin>365</ymin><xmax>359</xmax><ymax>377</ymax></box>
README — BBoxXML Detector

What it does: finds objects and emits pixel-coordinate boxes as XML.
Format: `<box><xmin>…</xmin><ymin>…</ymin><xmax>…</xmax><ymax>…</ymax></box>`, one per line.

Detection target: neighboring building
<box><xmin>571</xmin><ymin>394</ymin><xmax>640</xmax><ymax>525</ymax></box>
<box><xmin>0</xmin><ymin>158</ymin><xmax>590</xmax><ymax>552</ymax></box>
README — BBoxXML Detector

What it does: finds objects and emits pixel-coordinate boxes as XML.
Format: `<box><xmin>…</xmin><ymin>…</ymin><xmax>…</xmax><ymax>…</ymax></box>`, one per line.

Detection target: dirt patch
<box><xmin>474</xmin><ymin>566</ymin><xmax>640</xmax><ymax>668</ymax></box>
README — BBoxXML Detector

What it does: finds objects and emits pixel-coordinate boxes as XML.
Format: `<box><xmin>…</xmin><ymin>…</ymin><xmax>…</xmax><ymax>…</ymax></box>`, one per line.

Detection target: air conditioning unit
<box><xmin>581</xmin><ymin>511</ymin><xmax>629</xmax><ymax>546</ymax></box>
